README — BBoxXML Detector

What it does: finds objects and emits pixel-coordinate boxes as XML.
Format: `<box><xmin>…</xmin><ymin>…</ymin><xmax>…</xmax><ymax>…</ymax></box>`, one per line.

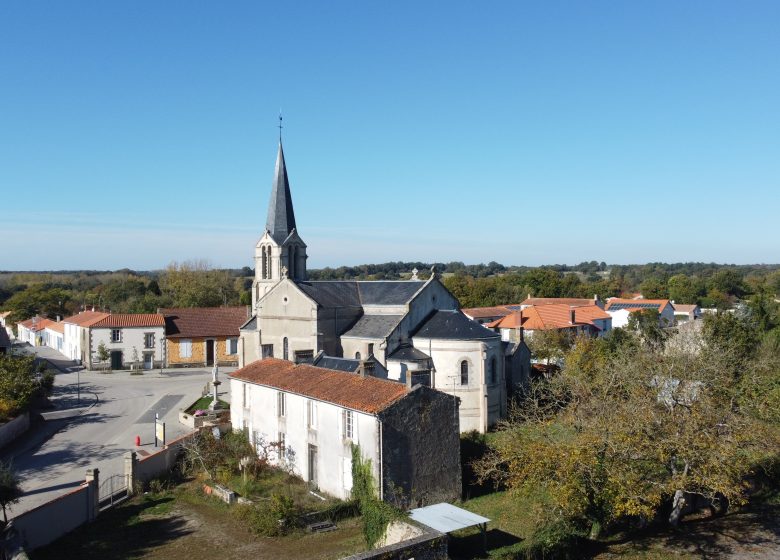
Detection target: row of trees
<box><xmin>474</xmin><ymin>312</ymin><xmax>780</xmax><ymax>555</ymax></box>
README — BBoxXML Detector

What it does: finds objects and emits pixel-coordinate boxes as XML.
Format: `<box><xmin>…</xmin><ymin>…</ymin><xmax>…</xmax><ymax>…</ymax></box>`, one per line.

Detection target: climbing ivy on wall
<box><xmin>351</xmin><ymin>444</ymin><xmax>405</xmax><ymax>548</ymax></box>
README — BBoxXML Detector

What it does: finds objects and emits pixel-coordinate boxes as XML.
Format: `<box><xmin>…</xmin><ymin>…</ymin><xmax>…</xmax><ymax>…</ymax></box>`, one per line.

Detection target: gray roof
<box><xmin>239</xmin><ymin>315</ymin><xmax>258</xmax><ymax>331</ymax></box>
<box><xmin>386</xmin><ymin>344</ymin><xmax>430</xmax><ymax>362</ymax></box>
<box><xmin>0</xmin><ymin>328</ymin><xmax>10</xmax><ymax>348</ymax></box>
<box><xmin>342</xmin><ymin>314</ymin><xmax>404</xmax><ymax>339</ymax></box>
<box><xmin>297</xmin><ymin>280</ymin><xmax>424</xmax><ymax>309</ymax></box>
<box><xmin>413</xmin><ymin>310</ymin><xmax>500</xmax><ymax>340</ymax></box>
<box><xmin>312</xmin><ymin>355</ymin><xmax>361</xmax><ymax>373</ymax></box>
<box><xmin>409</xmin><ymin>503</ymin><xmax>490</xmax><ymax>534</ymax></box>
<box><xmin>265</xmin><ymin>142</ymin><xmax>297</xmax><ymax>244</ymax></box>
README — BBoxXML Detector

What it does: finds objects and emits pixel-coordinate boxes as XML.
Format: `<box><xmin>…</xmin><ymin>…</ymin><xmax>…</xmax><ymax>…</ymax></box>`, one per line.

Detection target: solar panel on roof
<box><xmin>610</xmin><ymin>303</ymin><xmax>661</xmax><ymax>311</ymax></box>
<box><xmin>506</xmin><ymin>305</ymin><xmax>523</xmax><ymax>311</ymax></box>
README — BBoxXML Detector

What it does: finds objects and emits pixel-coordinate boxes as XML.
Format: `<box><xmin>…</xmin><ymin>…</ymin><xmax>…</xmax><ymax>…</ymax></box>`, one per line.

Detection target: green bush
<box><xmin>234</xmin><ymin>492</ymin><xmax>299</xmax><ymax>537</ymax></box>
<box><xmin>40</xmin><ymin>372</ymin><xmax>55</xmax><ymax>392</ymax></box>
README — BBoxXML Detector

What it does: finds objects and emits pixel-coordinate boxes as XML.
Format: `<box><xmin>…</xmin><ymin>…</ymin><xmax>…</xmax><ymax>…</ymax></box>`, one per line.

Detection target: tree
<box><xmin>639</xmin><ymin>277</ymin><xmax>667</xmax><ymax>299</ymax></box>
<box><xmin>0</xmin><ymin>355</ymin><xmax>39</xmax><ymax>419</ymax></box>
<box><xmin>96</xmin><ymin>342</ymin><xmax>110</xmax><ymax>369</ymax></box>
<box><xmin>627</xmin><ymin>308</ymin><xmax>668</xmax><ymax>351</ymax></box>
<box><xmin>667</xmin><ymin>274</ymin><xmax>701</xmax><ymax>304</ymax></box>
<box><xmin>159</xmin><ymin>260</ymin><xmax>238</xmax><ymax>308</ymax></box>
<box><xmin>526</xmin><ymin>329</ymin><xmax>574</xmax><ymax>365</ymax></box>
<box><xmin>475</xmin><ymin>341</ymin><xmax>779</xmax><ymax>542</ymax></box>
<box><xmin>0</xmin><ymin>461</ymin><xmax>21</xmax><ymax>523</ymax></box>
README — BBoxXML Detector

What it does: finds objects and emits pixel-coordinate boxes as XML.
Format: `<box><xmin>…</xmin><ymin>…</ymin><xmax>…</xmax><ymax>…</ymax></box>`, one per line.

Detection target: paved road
<box><xmin>2</xmin><ymin>347</ymin><xmax>234</xmax><ymax>519</ymax></box>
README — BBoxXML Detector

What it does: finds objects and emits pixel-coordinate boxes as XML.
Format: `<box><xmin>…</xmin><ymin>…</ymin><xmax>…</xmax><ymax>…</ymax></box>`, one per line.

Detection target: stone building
<box><xmin>230</xmin><ymin>358</ymin><xmax>461</xmax><ymax>505</ymax></box>
<box><xmin>238</xmin><ymin>139</ymin><xmax>512</xmax><ymax>432</ymax></box>
<box><xmin>161</xmin><ymin>307</ymin><xmax>247</xmax><ymax>367</ymax></box>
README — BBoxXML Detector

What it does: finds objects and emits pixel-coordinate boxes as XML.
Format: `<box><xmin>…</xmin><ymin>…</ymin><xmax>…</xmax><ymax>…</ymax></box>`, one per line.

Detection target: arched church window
<box><xmin>355</xmin><ymin>352</ymin><xmax>361</xmax><ymax>360</ymax></box>
<box><xmin>460</xmin><ymin>360</ymin><xmax>469</xmax><ymax>385</ymax></box>
<box><xmin>283</xmin><ymin>337</ymin><xmax>289</xmax><ymax>361</ymax></box>
<box><xmin>261</xmin><ymin>247</ymin><xmax>268</xmax><ymax>279</ymax></box>
<box><xmin>266</xmin><ymin>248</ymin><xmax>272</xmax><ymax>280</ymax></box>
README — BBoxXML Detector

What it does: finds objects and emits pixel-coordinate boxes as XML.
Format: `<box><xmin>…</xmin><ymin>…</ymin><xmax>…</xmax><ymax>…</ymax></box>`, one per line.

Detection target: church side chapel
<box><xmin>237</xmin><ymin>130</ymin><xmax>521</xmax><ymax>433</ymax></box>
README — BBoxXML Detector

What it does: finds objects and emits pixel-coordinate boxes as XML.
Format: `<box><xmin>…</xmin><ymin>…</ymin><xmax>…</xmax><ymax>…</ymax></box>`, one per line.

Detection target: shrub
<box><xmin>234</xmin><ymin>492</ymin><xmax>299</xmax><ymax>537</ymax></box>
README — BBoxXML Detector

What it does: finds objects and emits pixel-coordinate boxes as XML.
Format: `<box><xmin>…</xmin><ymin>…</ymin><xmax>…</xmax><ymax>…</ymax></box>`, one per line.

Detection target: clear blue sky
<box><xmin>2</xmin><ymin>1</ymin><xmax>778</xmax><ymax>270</ymax></box>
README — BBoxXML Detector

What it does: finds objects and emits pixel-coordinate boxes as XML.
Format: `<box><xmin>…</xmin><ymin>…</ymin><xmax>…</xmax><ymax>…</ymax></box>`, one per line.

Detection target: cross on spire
<box><xmin>278</xmin><ymin>112</ymin><xmax>283</xmax><ymax>141</ymax></box>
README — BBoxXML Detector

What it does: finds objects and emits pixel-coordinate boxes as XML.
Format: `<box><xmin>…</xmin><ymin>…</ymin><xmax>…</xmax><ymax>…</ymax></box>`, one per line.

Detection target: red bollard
<box><xmin>135</xmin><ymin>435</ymin><xmax>141</xmax><ymax>446</ymax></box>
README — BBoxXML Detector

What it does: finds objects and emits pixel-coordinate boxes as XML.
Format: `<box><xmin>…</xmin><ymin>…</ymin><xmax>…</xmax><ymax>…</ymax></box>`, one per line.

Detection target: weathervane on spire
<box><xmin>278</xmin><ymin>111</ymin><xmax>283</xmax><ymax>142</ymax></box>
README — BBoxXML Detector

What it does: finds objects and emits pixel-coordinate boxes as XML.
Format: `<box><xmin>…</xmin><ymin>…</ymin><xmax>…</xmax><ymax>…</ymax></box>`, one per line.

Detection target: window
<box><xmin>342</xmin><ymin>409</ymin><xmax>353</xmax><ymax>440</ymax></box>
<box><xmin>460</xmin><ymin>360</ymin><xmax>469</xmax><ymax>385</ymax></box>
<box><xmin>262</xmin><ymin>344</ymin><xmax>274</xmax><ymax>358</ymax></box>
<box><xmin>226</xmin><ymin>338</ymin><xmax>238</xmax><ymax>355</ymax></box>
<box><xmin>144</xmin><ymin>333</ymin><xmax>154</xmax><ymax>349</ymax></box>
<box><xmin>277</xmin><ymin>391</ymin><xmax>286</xmax><ymax>417</ymax></box>
<box><xmin>367</xmin><ymin>343</ymin><xmax>374</xmax><ymax>356</ymax></box>
<box><xmin>278</xmin><ymin>432</ymin><xmax>286</xmax><ymax>460</ymax></box>
<box><xmin>180</xmin><ymin>339</ymin><xmax>192</xmax><ymax>358</ymax></box>
<box><xmin>111</xmin><ymin>329</ymin><xmax>122</xmax><ymax>343</ymax></box>
<box><xmin>294</xmin><ymin>350</ymin><xmax>314</xmax><ymax>364</ymax></box>
<box><xmin>363</xmin><ymin>361</ymin><xmax>375</xmax><ymax>376</ymax></box>
<box><xmin>355</xmin><ymin>351</ymin><xmax>361</xmax><ymax>360</ymax></box>
<box><xmin>489</xmin><ymin>357</ymin><xmax>497</xmax><ymax>385</ymax></box>
<box><xmin>283</xmin><ymin>337</ymin><xmax>289</xmax><ymax>361</ymax></box>
<box><xmin>307</xmin><ymin>399</ymin><xmax>317</xmax><ymax>429</ymax></box>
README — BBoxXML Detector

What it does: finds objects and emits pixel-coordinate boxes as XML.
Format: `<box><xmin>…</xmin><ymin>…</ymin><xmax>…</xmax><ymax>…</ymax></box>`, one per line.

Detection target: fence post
<box><xmin>85</xmin><ymin>468</ymin><xmax>99</xmax><ymax>520</ymax></box>
<box><xmin>124</xmin><ymin>451</ymin><xmax>138</xmax><ymax>496</ymax></box>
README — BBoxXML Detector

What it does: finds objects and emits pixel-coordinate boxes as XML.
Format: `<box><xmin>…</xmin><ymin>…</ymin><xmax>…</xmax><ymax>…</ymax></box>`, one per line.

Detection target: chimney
<box><xmin>570</xmin><ymin>308</ymin><xmax>576</xmax><ymax>325</ymax></box>
<box><xmin>91</xmin><ymin>306</ymin><xmax>95</xmax><ymax>312</ymax></box>
<box><xmin>357</xmin><ymin>361</ymin><xmax>366</xmax><ymax>377</ymax></box>
<box><xmin>56</xmin><ymin>315</ymin><xmax>61</xmax><ymax>322</ymax></box>
<box><xmin>519</xmin><ymin>310</ymin><xmax>525</xmax><ymax>342</ymax></box>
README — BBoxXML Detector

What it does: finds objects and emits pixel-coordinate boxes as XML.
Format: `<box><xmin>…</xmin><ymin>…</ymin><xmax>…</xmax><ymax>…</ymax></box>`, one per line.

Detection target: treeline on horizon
<box><xmin>1</xmin><ymin>261</ymin><xmax>779</xmax><ymax>327</ymax></box>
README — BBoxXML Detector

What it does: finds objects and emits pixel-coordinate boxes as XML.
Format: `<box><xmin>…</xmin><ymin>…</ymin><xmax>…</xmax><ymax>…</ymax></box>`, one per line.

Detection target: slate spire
<box><xmin>265</xmin><ymin>140</ymin><xmax>297</xmax><ymax>243</ymax></box>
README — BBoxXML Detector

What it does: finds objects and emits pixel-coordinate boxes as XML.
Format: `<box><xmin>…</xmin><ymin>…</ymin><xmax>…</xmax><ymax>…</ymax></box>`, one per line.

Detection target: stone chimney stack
<box><xmin>570</xmin><ymin>308</ymin><xmax>576</xmax><ymax>325</ymax></box>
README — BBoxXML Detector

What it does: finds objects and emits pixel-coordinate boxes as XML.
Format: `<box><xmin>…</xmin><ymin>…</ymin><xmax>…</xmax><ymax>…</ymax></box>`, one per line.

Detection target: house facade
<box><xmin>230</xmin><ymin>358</ymin><xmax>461</xmax><ymax>505</ymax></box>
<box><xmin>605</xmin><ymin>298</ymin><xmax>675</xmax><ymax>328</ymax></box>
<box><xmin>16</xmin><ymin>317</ymin><xmax>52</xmax><ymax>346</ymax></box>
<box><xmin>238</xmin><ymin>139</ymin><xmax>510</xmax><ymax>432</ymax></box>
<box><xmin>488</xmin><ymin>304</ymin><xmax>612</xmax><ymax>342</ymax></box>
<box><xmin>63</xmin><ymin>311</ymin><xmax>110</xmax><ymax>364</ymax></box>
<box><xmin>43</xmin><ymin>321</ymin><xmax>65</xmax><ymax>353</ymax></box>
<box><xmin>162</xmin><ymin>307</ymin><xmax>247</xmax><ymax>367</ymax></box>
<box><xmin>88</xmin><ymin>314</ymin><xmax>166</xmax><ymax>370</ymax></box>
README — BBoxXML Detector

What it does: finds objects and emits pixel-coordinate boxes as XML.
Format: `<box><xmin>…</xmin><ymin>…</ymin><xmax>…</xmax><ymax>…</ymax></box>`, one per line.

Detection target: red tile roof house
<box><xmin>161</xmin><ymin>307</ymin><xmax>248</xmax><ymax>368</ymax></box>
<box><xmin>605</xmin><ymin>298</ymin><xmax>676</xmax><ymax>328</ymax></box>
<box><xmin>488</xmin><ymin>304</ymin><xmax>613</xmax><ymax>343</ymax></box>
<box><xmin>62</xmin><ymin>310</ymin><xmax>110</xmax><ymax>363</ymax></box>
<box><xmin>16</xmin><ymin>316</ymin><xmax>54</xmax><ymax>346</ymax></box>
<box><xmin>230</xmin><ymin>358</ymin><xmax>461</xmax><ymax>506</ymax></box>
<box><xmin>88</xmin><ymin>314</ymin><xmax>166</xmax><ymax>370</ymax></box>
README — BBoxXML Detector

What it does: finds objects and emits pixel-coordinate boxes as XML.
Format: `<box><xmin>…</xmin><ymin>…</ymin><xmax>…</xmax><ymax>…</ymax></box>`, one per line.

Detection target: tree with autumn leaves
<box><xmin>475</xmin><ymin>319</ymin><xmax>780</xmax><ymax>549</ymax></box>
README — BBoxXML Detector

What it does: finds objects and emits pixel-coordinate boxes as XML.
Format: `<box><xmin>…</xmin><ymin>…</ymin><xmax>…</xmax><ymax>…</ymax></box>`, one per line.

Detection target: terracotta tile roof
<box><xmin>45</xmin><ymin>322</ymin><xmax>65</xmax><ymax>334</ymax></box>
<box><xmin>161</xmin><ymin>307</ymin><xmax>249</xmax><ymax>338</ymax></box>
<box><xmin>672</xmin><ymin>304</ymin><xmax>699</xmax><ymax>313</ymax></box>
<box><xmin>63</xmin><ymin>311</ymin><xmax>111</xmax><ymax>327</ymax></box>
<box><xmin>519</xmin><ymin>297</ymin><xmax>598</xmax><ymax>307</ymax></box>
<box><xmin>489</xmin><ymin>304</ymin><xmax>611</xmax><ymax>331</ymax></box>
<box><xmin>461</xmin><ymin>305</ymin><xmax>519</xmax><ymax>319</ymax></box>
<box><xmin>18</xmin><ymin>316</ymin><xmax>53</xmax><ymax>331</ymax></box>
<box><xmin>605</xmin><ymin>298</ymin><xmax>672</xmax><ymax>313</ymax></box>
<box><xmin>92</xmin><ymin>314</ymin><xmax>165</xmax><ymax>328</ymax></box>
<box><xmin>230</xmin><ymin>358</ymin><xmax>409</xmax><ymax>415</ymax></box>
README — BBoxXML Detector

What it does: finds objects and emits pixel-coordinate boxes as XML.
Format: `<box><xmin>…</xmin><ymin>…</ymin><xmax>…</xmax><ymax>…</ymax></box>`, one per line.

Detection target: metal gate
<box><xmin>99</xmin><ymin>473</ymin><xmax>127</xmax><ymax>508</ymax></box>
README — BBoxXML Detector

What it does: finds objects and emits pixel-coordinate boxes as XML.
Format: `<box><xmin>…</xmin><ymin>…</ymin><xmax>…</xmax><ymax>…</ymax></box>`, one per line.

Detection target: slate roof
<box><xmin>311</xmin><ymin>355</ymin><xmax>362</xmax><ymax>373</ymax></box>
<box><xmin>63</xmin><ymin>311</ymin><xmax>111</xmax><ymax>327</ymax></box>
<box><xmin>92</xmin><ymin>314</ymin><xmax>165</xmax><ymax>328</ymax></box>
<box><xmin>341</xmin><ymin>314</ymin><xmax>404</xmax><ymax>339</ymax></box>
<box><xmin>386</xmin><ymin>344</ymin><xmax>431</xmax><ymax>362</ymax></box>
<box><xmin>240</xmin><ymin>316</ymin><xmax>258</xmax><ymax>331</ymax></box>
<box><xmin>0</xmin><ymin>328</ymin><xmax>10</xmax><ymax>348</ymax></box>
<box><xmin>413</xmin><ymin>310</ymin><xmax>500</xmax><ymax>340</ymax></box>
<box><xmin>230</xmin><ymin>358</ymin><xmax>408</xmax><ymax>414</ymax></box>
<box><xmin>266</xmin><ymin>142</ymin><xmax>297</xmax><ymax>244</ymax></box>
<box><xmin>161</xmin><ymin>307</ymin><xmax>248</xmax><ymax>338</ymax></box>
<box><xmin>296</xmin><ymin>280</ymin><xmax>425</xmax><ymax>309</ymax></box>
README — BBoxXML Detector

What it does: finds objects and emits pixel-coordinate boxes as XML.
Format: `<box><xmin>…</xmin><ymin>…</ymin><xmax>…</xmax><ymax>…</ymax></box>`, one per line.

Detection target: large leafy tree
<box><xmin>159</xmin><ymin>260</ymin><xmax>238</xmax><ymax>308</ymax></box>
<box><xmin>476</xmin><ymin>338</ymin><xmax>779</xmax><ymax>540</ymax></box>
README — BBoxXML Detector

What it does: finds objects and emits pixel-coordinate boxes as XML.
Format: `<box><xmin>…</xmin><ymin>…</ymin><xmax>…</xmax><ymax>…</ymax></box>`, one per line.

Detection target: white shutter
<box><xmin>353</xmin><ymin>413</ymin><xmax>359</xmax><ymax>445</ymax></box>
<box><xmin>343</xmin><ymin>456</ymin><xmax>353</xmax><ymax>491</ymax></box>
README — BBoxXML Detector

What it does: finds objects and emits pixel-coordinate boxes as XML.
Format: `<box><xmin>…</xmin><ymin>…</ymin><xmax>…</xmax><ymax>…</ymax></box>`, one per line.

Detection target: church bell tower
<box><xmin>252</xmin><ymin>133</ymin><xmax>308</xmax><ymax>309</ymax></box>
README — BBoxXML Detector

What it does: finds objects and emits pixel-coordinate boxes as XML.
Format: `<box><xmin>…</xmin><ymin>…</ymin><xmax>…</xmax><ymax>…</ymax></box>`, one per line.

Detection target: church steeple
<box><xmin>265</xmin><ymin>140</ymin><xmax>297</xmax><ymax>244</ymax></box>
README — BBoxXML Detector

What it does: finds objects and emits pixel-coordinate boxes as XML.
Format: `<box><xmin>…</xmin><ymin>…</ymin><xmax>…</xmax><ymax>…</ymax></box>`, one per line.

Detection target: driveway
<box><xmin>2</xmin><ymin>347</ymin><xmax>234</xmax><ymax>518</ymax></box>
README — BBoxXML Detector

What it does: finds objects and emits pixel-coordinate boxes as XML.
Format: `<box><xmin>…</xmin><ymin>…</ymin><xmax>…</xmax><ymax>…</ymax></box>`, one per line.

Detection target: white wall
<box><xmin>231</xmin><ymin>378</ymin><xmax>380</xmax><ymax>500</ymax></box>
<box><xmin>412</xmin><ymin>336</ymin><xmax>504</xmax><ymax>433</ymax></box>
<box><xmin>90</xmin><ymin>326</ymin><xmax>165</xmax><ymax>369</ymax></box>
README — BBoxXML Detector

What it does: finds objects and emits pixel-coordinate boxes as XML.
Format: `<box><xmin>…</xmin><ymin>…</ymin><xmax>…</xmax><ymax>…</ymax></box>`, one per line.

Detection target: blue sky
<box><xmin>1</xmin><ymin>1</ymin><xmax>778</xmax><ymax>270</ymax></box>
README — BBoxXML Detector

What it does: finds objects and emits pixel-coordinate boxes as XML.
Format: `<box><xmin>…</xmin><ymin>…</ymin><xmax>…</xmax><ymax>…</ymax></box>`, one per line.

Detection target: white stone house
<box><xmin>88</xmin><ymin>314</ymin><xmax>166</xmax><ymax>370</ymax></box>
<box><xmin>63</xmin><ymin>310</ymin><xmax>110</xmax><ymax>364</ymax></box>
<box><xmin>606</xmin><ymin>299</ymin><xmax>676</xmax><ymax>329</ymax></box>
<box><xmin>43</xmin><ymin>321</ymin><xmax>65</xmax><ymax>353</ymax></box>
<box><xmin>230</xmin><ymin>358</ymin><xmax>461</xmax><ymax>506</ymax></box>
<box><xmin>16</xmin><ymin>316</ymin><xmax>52</xmax><ymax>346</ymax></box>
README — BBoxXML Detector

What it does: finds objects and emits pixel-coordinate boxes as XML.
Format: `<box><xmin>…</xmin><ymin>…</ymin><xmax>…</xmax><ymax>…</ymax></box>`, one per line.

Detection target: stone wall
<box><xmin>0</xmin><ymin>412</ymin><xmax>30</xmax><ymax>449</ymax></box>
<box><xmin>379</xmin><ymin>386</ymin><xmax>461</xmax><ymax>507</ymax></box>
<box><xmin>167</xmin><ymin>338</ymin><xmax>239</xmax><ymax>367</ymax></box>
<box><xmin>342</xmin><ymin>530</ymin><xmax>448</xmax><ymax>560</ymax></box>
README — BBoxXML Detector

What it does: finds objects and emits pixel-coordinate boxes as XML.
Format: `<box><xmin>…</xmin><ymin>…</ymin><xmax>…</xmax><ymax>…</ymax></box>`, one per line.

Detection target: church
<box><xmin>237</xmin><ymin>138</ymin><xmax>526</xmax><ymax>433</ymax></box>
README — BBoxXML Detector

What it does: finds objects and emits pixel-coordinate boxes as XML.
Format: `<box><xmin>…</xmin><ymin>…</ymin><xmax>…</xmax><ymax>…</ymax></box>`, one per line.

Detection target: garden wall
<box><xmin>342</xmin><ymin>529</ymin><xmax>448</xmax><ymax>560</ymax></box>
<box><xmin>0</xmin><ymin>412</ymin><xmax>30</xmax><ymax>449</ymax></box>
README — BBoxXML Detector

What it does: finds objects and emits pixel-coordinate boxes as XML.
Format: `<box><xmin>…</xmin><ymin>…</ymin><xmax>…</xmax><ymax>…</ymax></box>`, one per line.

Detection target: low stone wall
<box><xmin>135</xmin><ymin>431</ymin><xmax>195</xmax><ymax>483</ymax></box>
<box><xmin>11</xmin><ymin>481</ymin><xmax>93</xmax><ymax>550</ymax></box>
<box><xmin>0</xmin><ymin>412</ymin><xmax>30</xmax><ymax>449</ymax></box>
<box><xmin>341</xmin><ymin>530</ymin><xmax>448</xmax><ymax>560</ymax></box>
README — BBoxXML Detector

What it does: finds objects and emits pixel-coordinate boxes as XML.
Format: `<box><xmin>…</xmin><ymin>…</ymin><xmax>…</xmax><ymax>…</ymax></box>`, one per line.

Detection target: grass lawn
<box><xmin>185</xmin><ymin>395</ymin><xmax>229</xmax><ymax>413</ymax></box>
<box><xmin>32</xmin><ymin>482</ymin><xmax>366</xmax><ymax>560</ymax></box>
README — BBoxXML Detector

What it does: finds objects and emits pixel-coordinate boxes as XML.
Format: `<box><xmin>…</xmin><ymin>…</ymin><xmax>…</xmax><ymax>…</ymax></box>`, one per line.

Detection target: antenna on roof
<box><xmin>278</xmin><ymin>111</ymin><xmax>283</xmax><ymax>142</ymax></box>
